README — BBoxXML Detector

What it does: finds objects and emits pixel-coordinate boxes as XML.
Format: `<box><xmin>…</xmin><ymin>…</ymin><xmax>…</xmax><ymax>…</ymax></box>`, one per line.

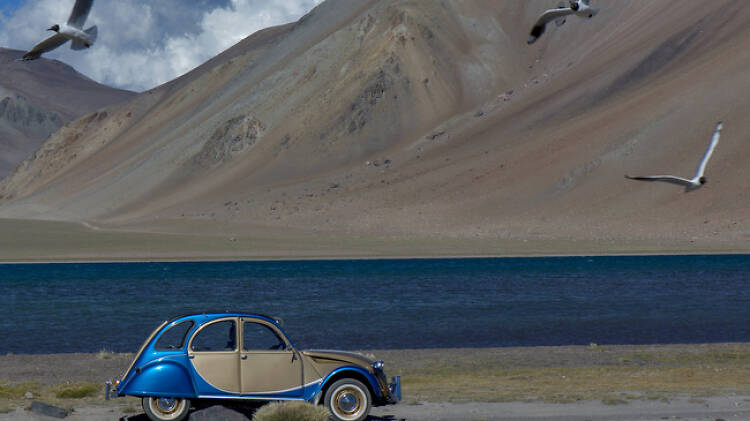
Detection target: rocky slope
<box><xmin>0</xmin><ymin>48</ymin><xmax>134</xmax><ymax>178</ymax></box>
<box><xmin>0</xmin><ymin>0</ymin><xmax>748</xmax><ymax>249</ymax></box>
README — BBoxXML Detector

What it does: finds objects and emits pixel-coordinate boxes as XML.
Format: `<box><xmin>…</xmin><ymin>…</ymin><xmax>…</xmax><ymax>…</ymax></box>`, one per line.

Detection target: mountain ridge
<box><xmin>0</xmin><ymin>48</ymin><xmax>135</xmax><ymax>178</ymax></box>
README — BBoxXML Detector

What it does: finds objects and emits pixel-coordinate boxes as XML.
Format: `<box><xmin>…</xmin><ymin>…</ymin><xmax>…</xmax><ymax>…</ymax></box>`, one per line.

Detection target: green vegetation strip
<box><xmin>401</xmin><ymin>365</ymin><xmax>750</xmax><ymax>404</ymax></box>
<box><xmin>1</xmin><ymin>344</ymin><xmax>749</xmax><ymax>411</ymax></box>
<box><xmin>375</xmin><ymin>343</ymin><xmax>750</xmax><ymax>404</ymax></box>
<box><xmin>55</xmin><ymin>383</ymin><xmax>100</xmax><ymax>399</ymax></box>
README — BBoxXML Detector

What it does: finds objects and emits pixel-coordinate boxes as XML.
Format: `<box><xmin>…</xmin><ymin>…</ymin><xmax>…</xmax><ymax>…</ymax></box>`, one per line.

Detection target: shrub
<box><xmin>252</xmin><ymin>401</ymin><xmax>330</xmax><ymax>421</ymax></box>
<box><xmin>0</xmin><ymin>385</ymin><xmax>22</xmax><ymax>399</ymax></box>
<box><xmin>601</xmin><ymin>394</ymin><xmax>628</xmax><ymax>406</ymax></box>
<box><xmin>55</xmin><ymin>383</ymin><xmax>99</xmax><ymax>399</ymax></box>
<box><xmin>0</xmin><ymin>382</ymin><xmax>40</xmax><ymax>399</ymax></box>
<box><xmin>96</xmin><ymin>349</ymin><xmax>114</xmax><ymax>360</ymax></box>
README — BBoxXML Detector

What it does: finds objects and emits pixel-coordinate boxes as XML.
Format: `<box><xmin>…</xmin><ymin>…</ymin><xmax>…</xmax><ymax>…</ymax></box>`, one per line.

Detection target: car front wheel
<box><xmin>142</xmin><ymin>396</ymin><xmax>190</xmax><ymax>421</ymax></box>
<box><xmin>324</xmin><ymin>378</ymin><xmax>372</xmax><ymax>421</ymax></box>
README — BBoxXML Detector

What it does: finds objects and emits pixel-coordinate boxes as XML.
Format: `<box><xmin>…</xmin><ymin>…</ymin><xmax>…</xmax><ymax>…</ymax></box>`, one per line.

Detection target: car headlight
<box><xmin>373</xmin><ymin>361</ymin><xmax>384</xmax><ymax>371</ymax></box>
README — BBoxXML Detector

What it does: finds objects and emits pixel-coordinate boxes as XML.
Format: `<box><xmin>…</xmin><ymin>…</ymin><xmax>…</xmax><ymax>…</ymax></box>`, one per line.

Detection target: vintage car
<box><xmin>106</xmin><ymin>312</ymin><xmax>400</xmax><ymax>421</ymax></box>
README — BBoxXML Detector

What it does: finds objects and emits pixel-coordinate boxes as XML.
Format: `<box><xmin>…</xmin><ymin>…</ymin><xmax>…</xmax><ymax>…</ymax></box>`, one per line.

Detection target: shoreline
<box><xmin>3</xmin><ymin>344</ymin><xmax>750</xmax><ymax>420</ymax></box>
<box><xmin>1</xmin><ymin>250</ymin><xmax>748</xmax><ymax>265</ymax></box>
<box><xmin>4</xmin><ymin>340</ymin><xmax>750</xmax><ymax>355</ymax></box>
<box><xmin>1</xmin><ymin>218</ymin><xmax>748</xmax><ymax>263</ymax></box>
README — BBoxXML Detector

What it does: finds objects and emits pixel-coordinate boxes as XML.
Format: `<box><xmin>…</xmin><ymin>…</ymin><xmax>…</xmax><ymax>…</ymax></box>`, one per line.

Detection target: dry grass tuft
<box><xmin>96</xmin><ymin>349</ymin><xmax>115</xmax><ymax>360</ymax></box>
<box><xmin>252</xmin><ymin>401</ymin><xmax>330</xmax><ymax>421</ymax></box>
<box><xmin>55</xmin><ymin>382</ymin><xmax>100</xmax><ymax>399</ymax></box>
<box><xmin>0</xmin><ymin>382</ymin><xmax>40</xmax><ymax>399</ymax></box>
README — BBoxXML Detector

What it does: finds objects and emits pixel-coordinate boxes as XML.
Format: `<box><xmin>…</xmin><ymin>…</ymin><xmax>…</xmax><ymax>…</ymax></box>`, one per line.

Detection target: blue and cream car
<box><xmin>107</xmin><ymin>312</ymin><xmax>400</xmax><ymax>421</ymax></box>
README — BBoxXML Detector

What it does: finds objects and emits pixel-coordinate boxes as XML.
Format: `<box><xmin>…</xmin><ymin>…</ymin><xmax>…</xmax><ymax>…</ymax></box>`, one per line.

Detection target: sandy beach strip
<box><xmin>1</xmin><ymin>218</ymin><xmax>748</xmax><ymax>263</ymax></box>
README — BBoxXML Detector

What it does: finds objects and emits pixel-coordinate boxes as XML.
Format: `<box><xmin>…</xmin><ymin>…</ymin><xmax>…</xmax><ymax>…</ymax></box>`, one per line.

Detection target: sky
<box><xmin>0</xmin><ymin>0</ymin><xmax>324</xmax><ymax>92</ymax></box>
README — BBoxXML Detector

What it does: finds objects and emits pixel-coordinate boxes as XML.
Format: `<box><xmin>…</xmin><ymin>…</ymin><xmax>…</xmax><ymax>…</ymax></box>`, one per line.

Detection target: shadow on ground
<box><xmin>120</xmin><ymin>406</ymin><xmax>405</xmax><ymax>421</ymax></box>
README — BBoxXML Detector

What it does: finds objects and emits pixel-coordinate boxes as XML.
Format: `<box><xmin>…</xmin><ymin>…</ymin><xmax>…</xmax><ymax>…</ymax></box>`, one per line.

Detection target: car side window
<box><xmin>243</xmin><ymin>322</ymin><xmax>286</xmax><ymax>351</ymax></box>
<box><xmin>155</xmin><ymin>320</ymin><xmax>194</xmax><ymax>350</ymax></box>
<box><xmin>191</xmin><ymin>320</ymin><xmax>236</xmax><ymax>352</ymax></box>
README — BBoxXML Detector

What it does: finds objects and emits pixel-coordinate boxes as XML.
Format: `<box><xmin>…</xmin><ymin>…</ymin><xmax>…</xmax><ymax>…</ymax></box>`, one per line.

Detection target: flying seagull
<box><xmin>528</xmin><ymin>0</ymin><xmax>599</xmax><ymax>44</ymax></box>
<box><xmin>20</xmin><ymin>0</ymin><xmax>97</xmax><ymax>61</ymax></box>
<box><xmin>625</xmin><ymin>122</ymin><xmax>723</xmax><ymax>192</ymax></box>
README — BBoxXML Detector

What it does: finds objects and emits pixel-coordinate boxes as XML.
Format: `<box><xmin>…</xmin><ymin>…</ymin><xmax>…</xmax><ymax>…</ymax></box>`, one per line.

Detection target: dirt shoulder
<box><xmin>371</xmin><ymin>397</ymin><xmax>750</xmax><ymax>421</ymax></box>
<box><xmin>2</xmin><ymin>344</ymin><xmax>750</xmax><ymax>420</ymax></box>
<box><xmin>3</xmin><ymin>397</ymin><xmax>750</xmax><ymax>421</ymax></box>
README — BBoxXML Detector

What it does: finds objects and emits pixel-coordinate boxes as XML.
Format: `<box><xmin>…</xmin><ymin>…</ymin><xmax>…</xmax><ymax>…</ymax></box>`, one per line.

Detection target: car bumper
<box><xmin>387</xmin><ymin>376</ymin><xmax>401</xmax><ymax>403</ymax></box>
<box><xmin>104</xmin><ymin>381</ymin><xmax>121</xmax><ymax>400</ymax></box>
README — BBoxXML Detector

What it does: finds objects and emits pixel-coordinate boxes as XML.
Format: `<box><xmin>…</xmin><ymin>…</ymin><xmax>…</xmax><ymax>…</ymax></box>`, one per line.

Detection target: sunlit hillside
<box><xmin>1</xmin><ymin>0</ymin><xmax>748</xmax><ymax>257</ymax></box>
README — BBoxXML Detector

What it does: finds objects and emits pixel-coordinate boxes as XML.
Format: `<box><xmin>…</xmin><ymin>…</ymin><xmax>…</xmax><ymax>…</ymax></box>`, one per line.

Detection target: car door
<box><xmin>240</xmin><ymin>318</ymin><xmax>303</xmax><ymax>397</ymax></box>
<box><xmin>188</xmin><ymin>318</ymin><xmax>241</xmax><ymax>394</ymax></box>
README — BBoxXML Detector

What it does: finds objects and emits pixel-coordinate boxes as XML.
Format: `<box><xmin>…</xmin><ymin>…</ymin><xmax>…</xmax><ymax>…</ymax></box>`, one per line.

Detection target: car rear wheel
<box><xmin>142</xmin><ymin>396</ymin><xmax>190</xmax><ymax>421</ymax></box>
<box><xmin>324</xmin><ymin>378</ymin><xmax>371</xmax><ymax>421</ymax></box>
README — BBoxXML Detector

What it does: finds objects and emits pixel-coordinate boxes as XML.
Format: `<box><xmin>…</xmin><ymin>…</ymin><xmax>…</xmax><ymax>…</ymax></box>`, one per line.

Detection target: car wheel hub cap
<box><xmin>156</xmin><ymin>398</ymin><xmax>177</xmax><ymax>413</ymax></box>
<box><xmin>338</xmin><ymin>392</ymin><xmax>358</xmax><ymax>413</ymax></box>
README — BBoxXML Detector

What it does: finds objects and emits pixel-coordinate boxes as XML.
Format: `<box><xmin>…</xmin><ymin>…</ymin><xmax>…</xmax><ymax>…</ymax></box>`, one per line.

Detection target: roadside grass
<box><xmin>391</xmin><ymin>345</ymin><xmax>750</xmax><ymax>404</ymax></box>
<box><xmin>252</xmin><ymin>401</ymin><xmax>330</xmax><ymax>421</ymax></box>
<box><xmin>0</xmin><ymin>382</ymin><xmax>41</xmax><ymax>399</ymax></box>
<box><xmin>2</xmin><ymin>344</ymin><xmax>750</xmax><ymax>414</ymax></box>
<box><xmin>401</xmin><ymin>365</ymin><xmax>750</xmax><ymax>403</ymax></box>
<box><xmin>0</xmin><ymin>380</ymin><xmax>138</xmax><ymax>413</ymax></box>
<box><xmin>55</xmin><ymin>382</ymin><xmax>100</xmax><ymax>399</ymax></box>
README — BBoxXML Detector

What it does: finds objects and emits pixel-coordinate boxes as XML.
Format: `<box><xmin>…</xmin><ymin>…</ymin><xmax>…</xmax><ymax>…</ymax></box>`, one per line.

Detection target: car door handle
<box><xmin>188</xmin><ymin>354</ymin><xmax>194</xmax><ymax>359</ymax></box>
<box><xmin>241</xmin><ymin>355</ymin><xmax>248</xmax><ymax>360</ymax></box>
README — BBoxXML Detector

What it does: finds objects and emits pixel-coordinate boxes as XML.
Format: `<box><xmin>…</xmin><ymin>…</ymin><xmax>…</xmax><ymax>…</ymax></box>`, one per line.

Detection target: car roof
<box><xmin>165</xmin><ymin>312</ymin><xmax>283</xmax><ymax>326</ymax></box>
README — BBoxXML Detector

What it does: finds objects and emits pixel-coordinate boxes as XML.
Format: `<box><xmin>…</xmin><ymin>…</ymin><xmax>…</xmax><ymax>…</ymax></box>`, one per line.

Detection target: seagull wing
<box><xmin>694</xmin><ymin>121</ymin><xmax>722</xmax><ymax>179</ymax></box>
<box><xmin>21</xmin><ymin>33</ymin><xmax>69</xmax><ymax>60</ymax></box>
<box><xmin>68</xmin><ymin>0</ymin><xmax>94</xmax><ymax>29</ymax></box>
<box><xmin>625</xmin><ymin>175</ymin><xmax>693</xmax><ymax>187</ymax></box>
<box><xmin>528</xmin><ymin>8</ymin><xmax>574</xmax><ymax>44</ymax></box>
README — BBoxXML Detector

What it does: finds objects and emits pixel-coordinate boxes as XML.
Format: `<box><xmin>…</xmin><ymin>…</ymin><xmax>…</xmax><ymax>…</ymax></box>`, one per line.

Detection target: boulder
<box><xmin>189</xmin><ymin>405</ymin><xmax>250</xmax><ymax>421</ymax></box>
<box><xmin>30</xmin><ymin>401</ymin><xmax>68</xmax><ymax>419</ymax></box>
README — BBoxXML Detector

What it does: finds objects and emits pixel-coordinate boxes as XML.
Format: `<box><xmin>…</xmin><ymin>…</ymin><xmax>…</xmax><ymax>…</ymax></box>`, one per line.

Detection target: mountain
<box><xmin>0</xmin><ymin>0</ymin><xmax>749</xmax><ymax>255</ymax></box>
<box><xmin>0</xmin><ymin>48</ymin><xmax>135</xmax><ymax>179</ymax></box>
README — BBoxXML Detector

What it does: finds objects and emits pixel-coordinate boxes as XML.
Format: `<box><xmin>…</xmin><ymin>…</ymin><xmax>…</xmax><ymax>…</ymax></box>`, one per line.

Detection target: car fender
<box><xmin>119</xmin><ymin>356</ymin><xmax>195</xmax><ymax>398</ymax></box>
<box><xmin>317</xmin><ymin>366</ymin><xmax>382</xmax><ymax>403</ymax></box>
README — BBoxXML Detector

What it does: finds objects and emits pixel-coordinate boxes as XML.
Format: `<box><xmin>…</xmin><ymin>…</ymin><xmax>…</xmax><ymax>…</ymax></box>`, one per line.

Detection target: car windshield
<box><xmin>243</xmin><ymin>321</ymin><xmax>286</xmax><ymax>351</ymax></box>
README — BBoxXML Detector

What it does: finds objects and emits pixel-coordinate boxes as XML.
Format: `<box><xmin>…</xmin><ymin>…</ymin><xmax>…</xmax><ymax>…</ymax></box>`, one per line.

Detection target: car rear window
<box><xmin>155</xmin><ymin>321</ymin><xmax>194</xmax><ymax>350</ymax></box>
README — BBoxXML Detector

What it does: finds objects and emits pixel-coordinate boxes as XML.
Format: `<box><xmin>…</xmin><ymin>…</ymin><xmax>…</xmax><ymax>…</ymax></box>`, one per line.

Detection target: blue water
<box><xmin>0</xmin><ymin>255</ymin><xmax>748</xmax><ymax>354</ymax></box>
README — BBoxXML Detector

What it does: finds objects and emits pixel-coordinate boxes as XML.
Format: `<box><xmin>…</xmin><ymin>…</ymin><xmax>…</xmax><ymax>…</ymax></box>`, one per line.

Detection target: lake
<box><xmin>1</xmin><ymin>255</ymin><xmax>748</xmax><ymax>354</ymax></box>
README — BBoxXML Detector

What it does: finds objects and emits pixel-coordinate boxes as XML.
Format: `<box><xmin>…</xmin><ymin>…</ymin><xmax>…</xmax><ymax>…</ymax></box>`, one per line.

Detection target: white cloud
<box><xmin>0</xmin><ymin>0</ymin><xmax>323</xmax><ymax>92</ymax></box>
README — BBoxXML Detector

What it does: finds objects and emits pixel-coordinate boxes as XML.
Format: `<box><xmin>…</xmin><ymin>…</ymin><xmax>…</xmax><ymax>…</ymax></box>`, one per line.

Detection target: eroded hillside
<box><xmin>0</xmin><ymin>48</ymin><xmax>134</xmax><ymax>178</ymax></box>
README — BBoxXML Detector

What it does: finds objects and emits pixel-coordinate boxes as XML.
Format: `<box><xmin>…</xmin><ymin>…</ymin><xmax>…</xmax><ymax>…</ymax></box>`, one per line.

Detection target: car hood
<box><xmin>301</xmin><ymin>350</ymin><xmax>375</xmax><ymax>369</ymax></box>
